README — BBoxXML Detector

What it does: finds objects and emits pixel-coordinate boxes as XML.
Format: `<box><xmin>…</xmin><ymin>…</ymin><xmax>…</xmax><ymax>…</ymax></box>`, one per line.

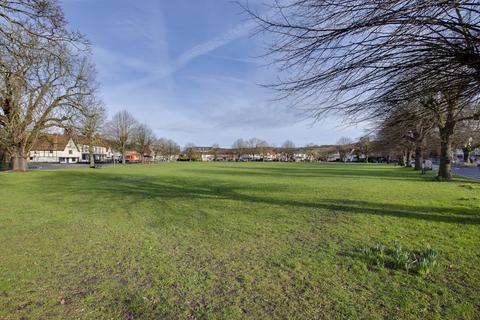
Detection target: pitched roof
<box><xmin>32</xmin><ymin>134</ymin><xmax>73</xmax><ymax>151</ymax></box>
<box><xmin>73</xmin><ymin>135</ymin><xmax>111</xmax><ymax>148</ymax></box>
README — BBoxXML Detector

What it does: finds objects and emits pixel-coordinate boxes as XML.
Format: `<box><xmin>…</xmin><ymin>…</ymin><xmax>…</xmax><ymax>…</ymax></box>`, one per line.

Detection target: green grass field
<box><xmin>0</xmin><ymin>163</ymin><xmax>479</xmax><ymax>319</ymax></box>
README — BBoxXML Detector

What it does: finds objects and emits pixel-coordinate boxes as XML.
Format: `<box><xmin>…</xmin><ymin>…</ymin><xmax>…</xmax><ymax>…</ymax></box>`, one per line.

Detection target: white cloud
<box><xmin>174</xmin><ymin>21</ymin><xmax>256</xmax><ymax>70</ymax></box>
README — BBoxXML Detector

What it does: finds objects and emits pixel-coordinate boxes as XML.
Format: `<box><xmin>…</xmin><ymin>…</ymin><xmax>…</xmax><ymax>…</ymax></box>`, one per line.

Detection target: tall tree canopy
<box><xmin>0</xmin><ymin>0</ymin><xmax>93</xmax><ymax>171</ymax></box>
<box><xmin>248</xmin><ymin>0</ymin><xmax>480</xmax><ymax>179</ymax></box>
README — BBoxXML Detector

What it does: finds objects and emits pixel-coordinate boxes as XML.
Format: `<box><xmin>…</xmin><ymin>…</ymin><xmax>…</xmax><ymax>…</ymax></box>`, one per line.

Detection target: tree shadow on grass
<box><xmin>192</xmin><ymin>164</ymin><xmax>480</xmax><ymax>185</ymax></box>
<box><xmin>27</xmin><ymin>170</ymin><xmax>480</xmax><ymax>225</ymax></box>
<box><xmin>184</xmin><ymin>165</ymin><xmax>436</xmax><ymax>182</ymax></box>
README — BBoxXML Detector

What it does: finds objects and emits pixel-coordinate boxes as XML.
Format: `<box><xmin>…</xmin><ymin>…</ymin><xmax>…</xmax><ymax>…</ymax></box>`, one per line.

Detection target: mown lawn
<box><xmin>0</xmin><ymin>163</ymin><xmax>479</xmax><ymax>319</ymax></box>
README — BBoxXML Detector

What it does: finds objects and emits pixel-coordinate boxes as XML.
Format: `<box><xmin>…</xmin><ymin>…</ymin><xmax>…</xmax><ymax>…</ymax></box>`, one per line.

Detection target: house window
<box><xmin>50</xmin><ymin>150</ymin><xmax>53</xmax><ymax>154</ymax></box>
<box><xmin>69</xmin><ymin>150</ymin><xmax>73</xmax><ymax>155</ymax></box>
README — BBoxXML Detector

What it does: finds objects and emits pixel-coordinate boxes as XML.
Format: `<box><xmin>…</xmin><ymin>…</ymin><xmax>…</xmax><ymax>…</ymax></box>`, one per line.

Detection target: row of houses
<box><xmin>28</xmin><ymin>134</ymin><xmax>182</xmax><ymax>164</ymax></box>
<box><xmin>28</xmin><ymin>138</ymin><xmax>362</xmax><ymax>164</ymax></box>
<box><xmin>26</xmin><ymin>135</ymin><xmax>480</xmax><ymax>165</ymax></box>
<box><xmin>29</xmin><ymin>135</ymin><xmax>137</xmax><ymax>164</ymax></box>
<box><xmin>192</xmin><ymin>146</ymin><xmax>480</xmax><ymax>163</ymax></box>
<box><xmin>190</xmin><ymin>147</ymin><xmax>355</xmax><ymax>162</ymax></box>
<box><xmin>190</xmin><ymin>147</ymin><xmax>304</xmax><ymax>162</ymax></box>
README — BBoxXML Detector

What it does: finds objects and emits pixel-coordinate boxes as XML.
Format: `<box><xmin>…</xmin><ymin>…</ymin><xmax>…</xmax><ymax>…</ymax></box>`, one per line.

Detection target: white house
<box><xmin>327</xmin><ymin>152</ymin><xmax>341</xmax><ymax>162</ymax></box>
<box><xmin>201</xmin><ymin>154</ymin><xmax>214</xmax><ymax>162</ymax></box>
<box><xmin>30</xmin><ymin>135</ymin><xmax>117</xmax><ymax>164</ymax></box>
<box><xmin>75</xmin><ymin>138</ymin><xmax>115</xmax><ymax>163</ymax></box>
<box><xmin>30</xmin><ymin>135</ymin><xmax>81</xmax><ymax>164</ymax></box>
<box><xmin>293</xmin><ymin>152</ymin><xmax>308</xmax><ymax>162</ymax></box>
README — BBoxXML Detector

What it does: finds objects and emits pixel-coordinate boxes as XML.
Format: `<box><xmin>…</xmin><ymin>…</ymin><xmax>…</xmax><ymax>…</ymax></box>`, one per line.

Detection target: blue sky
<box><xmin>62</xmin><ymin>0</ymin><xmax>364</xmax><ymax>147</ymax></box>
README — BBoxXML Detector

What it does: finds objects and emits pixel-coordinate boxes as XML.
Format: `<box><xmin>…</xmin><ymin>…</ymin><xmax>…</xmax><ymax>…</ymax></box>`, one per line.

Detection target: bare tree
<box><xmin>183</xmin><ymin>143</ymin><xmax>198</xmax><ymax>161</ymax></box>
<box><xmin>247</xmin><ymin>1</ymin><xmax>480</xmax><ymax>117</ymax></box>
<box><xmin>454</xmin><ymin>120</ymin><xmax>480</xmax><ymax>163</ymax></box>
<box><xmin>374</xmin><ymin>100</ymin><xmax>437</xmax><ymax>169</ymax></box>
<box><xmin>255</xmin><ymin>139</ymin><xmax>269</xmax><ymax>161</ymax></box>
<box><xmin>153</xmin><ymin>137</ymin><xmax>167</xmax><ymax>161</ymax></box>
<box><xmin>232</xmin><ymin>138</ymin><xmax>247</xmax><ymax>161</ymax></box>
<box><xmin>245</xmin><ymin>137</ymin><xmax>269</xmax><ymax>160</ymax></box>
<box><xmin>336</xmin><ymin>137</ymin><xmax>353</xmax><ymax>162</ymax></box>
<box><xmin>104</xmin><ymin>110</ymin><xmax>137</xmax><ymax>164</ymax></box>
<box><xmin>281</xmin><ymin>140</ymin><xmax>295</xmax><ymax>161</ymax></box>
<box><xmin>404</xmin><ymin>106</ymin><xmax>435</xmax><ymax>170</ymax></box>
<box><xmin>153</xmin><ymin>138</ymin><xmax>180</xmax><ymax>162</ymax></box>
<box><xmin>388</xmin><ymin>86</ymin><xmax>480</xmax><ymax>177</ymax></box>
<box><xmin>374</xmin><ymin>117</ymin><xmax>416</xmax><ymax>167</ymax></box>
<box><xmin>0</xmin><ymin>0</ymin><xmax>86</xmax><ymax>52</ymax></box>
<box><xmin>166</xmin><ymin>139</ymin><xmax>180</xmax><ymax>161</ymax></box>
<box><xmin>0</xmin><ymin>0</ymin><xmax>91</xmax><ymax>171</ymax></box>
<box><xmin>305</xmin><ymin>143</ymin><xmax>321</xmax><ymax>162</ymax></box>
<box><xmin>134</xmin><ymin>123</ymin><xmax>156</xmax><ymax>163</ymax></box>
<box><xmin>0</xmin><ymin>42</ymin><xmax>94</xmax><ymax>172</ymax></box>
<box><xmin>247</xmin><ymin>0</ymin><xmax>480</xmax><ymax>179</ymax></box>
<box><xmin>211</xmin><ymin>143</ymin><xmax>220</xmax><ymax>161</ymax></box>
<box><xmin>356</xmin><ymin>136</ymin><xmax>371</xmax><ymax>163</ymax></box>
<box><xmin>78</xmin><ymin>96</ymin><xmax>106</xmax><ymax>168</ymax></box>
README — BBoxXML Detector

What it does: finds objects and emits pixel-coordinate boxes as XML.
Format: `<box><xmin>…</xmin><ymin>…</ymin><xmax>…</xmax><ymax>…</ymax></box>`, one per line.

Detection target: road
<box><xmin>28</xmin><ymin>163</ymin><xmax>114</xmax><ymax>171</ymax></box>
<box><xmin>452</xmin><ymin>165</ymin><xmax>480</xmax><ymax>180</ymax></box>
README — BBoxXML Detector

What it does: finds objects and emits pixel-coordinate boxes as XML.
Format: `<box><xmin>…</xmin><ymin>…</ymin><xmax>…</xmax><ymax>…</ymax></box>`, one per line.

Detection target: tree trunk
<box><xmin>405</xmin><ymin>149</ymin><xmax>412</xmax><ymax>167</ymax></box>
<box><xmin>414</xmin><ymin>145</ymin><xmax>423</xmax><ymax>170</ymax></box>
<box><xmin>438</xmin><ymin>122</ymin><xmax>455</xmax><ymax>180</ymax></box>
<box><xmin>122</xmin><ymin>149</ymin><xmax>126</xmax><ymax>164</ymax></box>
<box><xmin>463</xmin><ymin>149</ymin><xmax>470</xmax><ymax>163</ymax></box>
<box><xmin>11</xmin><ymin>146</ymin><xmax>28</xmax><ymax>172</ymax></box>
<box><xmin>89</xmin><ymin>144</ymin><xmax>95</xmax><ymax>168</ymax></box>
<box><xmin>1</xmin><ymin>149</ymin><xmax>10</xmax><ymax>169</ymax></box>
